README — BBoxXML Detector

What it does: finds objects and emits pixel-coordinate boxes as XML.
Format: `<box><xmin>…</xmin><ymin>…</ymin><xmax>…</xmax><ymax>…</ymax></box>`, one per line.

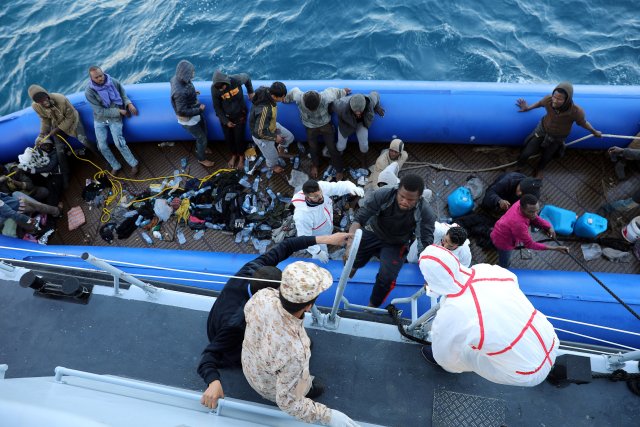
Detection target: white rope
<box><xmin>0</xmin><ymin>245</ymin><xmax>81</xmax><ymax>258</ymax></box>
<box><xmin>554</xmin><ymin>328</ymin><xmax>639</xmax><ymax>351</ymax></box>
<box><xmin>559</xmin><ymin>343</ymin><xmax>618</xmax><ymax>356</ymax></box>
<box><xmin>547</xmin><ymin>316</ymin><xmax>640</xmax><ymax>337</ymax></box>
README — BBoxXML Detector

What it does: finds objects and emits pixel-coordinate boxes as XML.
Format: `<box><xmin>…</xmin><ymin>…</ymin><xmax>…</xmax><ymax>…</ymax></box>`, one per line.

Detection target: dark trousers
<box><xmin>517</xmin><ymin>121</ymin><xmax>565</xmax><ymax>172</ymax></box>
<box><xmin>306</xmin><ymin>123</ymin><xmax>343</xmax><ymax>172</ymax></box>
<box><xmin>221</xmin><ymin>117</ymin><xmax>248</xmax><ymax>155</ymax></box>
<box><xmin>181</xmin><ymin>115</ymin><xmax>208</xmax><ymax>161</ymax></box>
<box><xmin>352</xmin><ymin>229</ymin><xmax>407</xmax><ymax>307</ymax></box>
<box><xmin>496</xmin><ymin>248</ymin><xmax>512</xmax><ymax>269</ymax></box>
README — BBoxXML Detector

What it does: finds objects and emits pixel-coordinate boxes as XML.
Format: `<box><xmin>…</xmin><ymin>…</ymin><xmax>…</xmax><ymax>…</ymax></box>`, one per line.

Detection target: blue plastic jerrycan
<box><xmin>447</xmin><ymin>186</ymin><xmax>474</xmax><ymax>217</ymax></box>
<box><xmin>574</xmin><ymin>213</ymin><xmax>608</xmax><ymax>238</ymax></box>
<box><xmin>539</xmin><ymin>205</ymin><xmax>577</xmax><ymax>236</ymax></box>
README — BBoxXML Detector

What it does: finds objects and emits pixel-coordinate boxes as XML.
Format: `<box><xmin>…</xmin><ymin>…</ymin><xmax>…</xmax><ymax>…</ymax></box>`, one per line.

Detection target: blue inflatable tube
<box><xmin>2</xmin><ymin>81</ymin><xmax>640</xmax><ymax>162</ymax></box>
<box><xmin>0</xmin><ymin>236</ymin><xmax>637</xmax><ymax>350</ymax></box>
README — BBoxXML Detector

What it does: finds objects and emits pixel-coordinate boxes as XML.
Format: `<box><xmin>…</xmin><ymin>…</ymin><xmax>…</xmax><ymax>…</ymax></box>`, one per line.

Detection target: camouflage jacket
<box><xmin>242</xmin><ymin>288</ymin><xmax>332</xmax><ymax>425</ymax></box>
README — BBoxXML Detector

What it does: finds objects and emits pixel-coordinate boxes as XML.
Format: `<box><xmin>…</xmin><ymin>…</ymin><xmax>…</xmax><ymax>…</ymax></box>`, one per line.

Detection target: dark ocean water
<box><xmin>1</xmin><ymin>0</ymin><xmax>638</xmax><ymax>116</ymax></box>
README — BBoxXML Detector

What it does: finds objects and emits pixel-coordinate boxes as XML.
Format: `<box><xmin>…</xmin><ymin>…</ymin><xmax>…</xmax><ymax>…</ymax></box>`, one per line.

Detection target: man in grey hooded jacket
<box><xmin>170</xmin><ymin>60</ymin><xmax>214</xmax><ymax>167</ymax></box>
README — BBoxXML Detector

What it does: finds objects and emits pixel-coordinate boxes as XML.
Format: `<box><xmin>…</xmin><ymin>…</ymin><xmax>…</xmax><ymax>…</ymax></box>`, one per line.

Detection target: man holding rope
<box><xmin>197</xmin><ymin>232</ymin><xmax>350</xmax><ymax>410</ymax></box>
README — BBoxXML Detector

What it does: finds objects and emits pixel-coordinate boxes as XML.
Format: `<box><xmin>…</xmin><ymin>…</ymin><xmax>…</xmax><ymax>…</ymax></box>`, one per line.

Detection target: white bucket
<box><xmin>621</xmin><ymin>216</ymin><xmax>640</xmax><ymax>243</ymax></box>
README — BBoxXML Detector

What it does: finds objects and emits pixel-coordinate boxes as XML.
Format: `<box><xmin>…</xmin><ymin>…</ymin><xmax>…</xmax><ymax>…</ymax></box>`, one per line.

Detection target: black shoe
<box><xmin>421</xmin><ymin>346</ymin><xmax>439</xmax><ymax>367</ymax></box>
<box><xmin>305</xmin><ymin>378</ymin><xmax>324</xmax><ymax>399</ymax></box>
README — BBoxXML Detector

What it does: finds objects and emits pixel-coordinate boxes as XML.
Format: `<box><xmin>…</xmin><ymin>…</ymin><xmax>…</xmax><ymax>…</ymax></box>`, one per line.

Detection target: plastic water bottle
<box><xmin>140</xmin><ymin>231</ymin><xmax>153</xmax><ymax>245</ymax></box>
<box><xmin>238</xmin><ymin>175</ymin><xmax>252</xmax><ymax>188</ymax></box>
<box><xmin>180</xmin><ymin>157</ymin><xmax>187</xmax><ymax>171</ymax></box>
<box><xmin>135</xmin><ymin>215</ymin><xmax>144</xmax><ymax>227</ymax></box>
<box><xmin>124</xmin><ymin>210</ymin><xmax>138</xmax><ymax>218</ymax></box>
<box><xmin>252</xmin><ymin>176</ymin><xmax>261</xmax><ymax>193</ymax></box>
<box><xmin>439</xmin><ymin>217</ymin><xmax>453</xmax><ymax>224</ymax></box>
<box><xmin>339</xmin><ymin>215</ymin><xmax>348</xmax><ymax>231</ymax></box>
<box><xmin>293</xmin><ymin>156</ymin><xmax>300</xmax><ymax>170</ymax></box>
<box><xmin>177</xmin><ymin>229</ymin><xmax>186</xmax><ymax>245</ymax></box>
<box><xmin>242</xmin><ymin>195</ymin><xmax>252</xmax><ymax>213</ymax></box>
<box><xmin>244</xmin><ymin>157</ymin><xmax>250</xmax><ymax>174</ymax></box>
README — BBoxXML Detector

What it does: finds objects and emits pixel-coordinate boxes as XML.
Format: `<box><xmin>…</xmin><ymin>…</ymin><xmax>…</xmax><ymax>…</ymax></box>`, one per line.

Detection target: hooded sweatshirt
<box><xmin>211</xmin><ymin>71</ymin><xmax>253</xmax><ymax>125</ymax></box>
<box><xmin>28</xmin><ymin>85</ymin><xmax>80</xmax><ymax>137</ymax></box>
<box><xmin>249</xmin><ymin>86</ymin><xmax>278</xmax><ymax>141</ymax></box>
<box><xmin>170</xmin><ymin>60</ymin><xmax>201</xmax><ymax>119</ymax></box>
<box><xmin>333</xmin><ymin>91</ymin><xmax>381</xmax><ymax>137</ymax></box>
<box><xmin>537</xmin><ymin>82</ymin><xmax>588</xmax><ymax>138</ymax></box>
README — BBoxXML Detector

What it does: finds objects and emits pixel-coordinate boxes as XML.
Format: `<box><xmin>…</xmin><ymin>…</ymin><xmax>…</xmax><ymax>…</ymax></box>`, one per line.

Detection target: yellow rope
<box><xmin>53</xmin><ymin>134</ymin><xmax>228</xmax><ymax>223</ymax></box>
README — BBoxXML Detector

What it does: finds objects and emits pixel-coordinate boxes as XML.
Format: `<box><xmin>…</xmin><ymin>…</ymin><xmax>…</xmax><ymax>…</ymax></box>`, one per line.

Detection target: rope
<box><xmin>551</xmin><ymin>237</ymin><xmax>640</xmax><ymax>322</ymax></box>
<box><xmin>54</xmin><ymin>134</ymin><xmax>234</xmax><ymax>223</ymax></box>
<box><xmin>592</xmin><ymin>369</ymin><xmax>640</xmax><ymax>397</ymax></box>
<box><xmin>386</xmin><ymin>304</ymin><xmax>431</xmax><ymax>345</ymax></box>
<box><xmin>402</xmin><ymin>133</ymin><xmax>639</xmax><ymax>174</ymax></box>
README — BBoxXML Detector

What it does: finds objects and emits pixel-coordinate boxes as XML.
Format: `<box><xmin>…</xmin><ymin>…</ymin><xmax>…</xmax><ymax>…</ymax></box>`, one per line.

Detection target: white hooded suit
<box><xmin>418</xmin><ymin>245</ymin><xmax>558</xmax><ymax>387</ymax></box>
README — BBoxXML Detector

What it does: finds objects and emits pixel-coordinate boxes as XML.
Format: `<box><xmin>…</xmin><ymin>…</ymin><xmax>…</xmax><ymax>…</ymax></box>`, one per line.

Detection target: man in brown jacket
<box><xmin>515</xmin><ymin>81</ymin><xmax>602</xmax><ymax>178</ymax></box>
<box><xmin>28</xmin><ymin>84</ymin><xmax>101</xmax><ymax>186</ymax></box>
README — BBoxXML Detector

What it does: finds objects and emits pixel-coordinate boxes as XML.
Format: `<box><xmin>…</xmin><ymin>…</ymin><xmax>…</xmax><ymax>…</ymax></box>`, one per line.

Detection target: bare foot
<box><xmin>199</xmin><ymin>160</ymin><xmax>215</xmax><ymax>167</ymax></box>
<box><xmin>310</xmin><ymin>165</ymin><xmax>319</xmax><ymax>179</ymax></box>
<box><xmin>335</xmin><ymin>172</ymin><xmax>344</xmax><ymax>181</ymax></box>
<box><xmin>228</xmin><ymin>155</ymin><xmax>237</xmax><ymax>168</ymax></box>
<box><xmin>273</xmin><ymin>165</ymin><xmax>285</xmax><ymax>174</ymax></box>
<box><xmin>236</xmin><ymin>156</ymin><xmax>245</xmax><ymax>170</ymax></box>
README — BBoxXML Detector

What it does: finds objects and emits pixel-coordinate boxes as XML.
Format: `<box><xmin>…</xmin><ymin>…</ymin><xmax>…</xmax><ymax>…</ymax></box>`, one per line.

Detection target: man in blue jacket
<box><xmin>198</xmin><ymin>232</ymin><xmax>350</xmax><ymax>410</ymax></box>
<box><xmin>85</xmin><ymin>66</ymin><xmax>139</xmax><ymax>176</ymax></box>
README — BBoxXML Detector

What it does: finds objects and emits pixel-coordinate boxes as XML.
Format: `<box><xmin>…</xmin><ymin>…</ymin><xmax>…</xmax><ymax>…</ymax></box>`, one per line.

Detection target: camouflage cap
<box><xmin>280</xmin><ymin>261</ymin><xmax>333</xmax><ymax>303</ymax></box>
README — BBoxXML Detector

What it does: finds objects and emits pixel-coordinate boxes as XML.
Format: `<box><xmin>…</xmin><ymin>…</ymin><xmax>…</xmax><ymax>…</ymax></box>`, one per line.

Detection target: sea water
<box><xmin>0</xmin><ymin>0</ymin><xmax>638</xmax><ymax>116</ymax></box>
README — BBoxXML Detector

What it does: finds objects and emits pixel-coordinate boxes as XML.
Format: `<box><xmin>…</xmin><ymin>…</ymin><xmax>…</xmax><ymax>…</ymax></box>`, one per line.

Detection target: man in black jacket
<box><xmin>211</xmin><ymin>70</ymin><xmax>254</xmax><ymax>169</ymax></box>
<box><xmin>198</xmin><ymin>232</ymin><xmax>350</xmax><ymax>410</ymax></box>
<box><xmin>481</xmin><ymin>172</ymin><xmax>542</xmax><ymax>215</ymax></box>
<box><xmin>347</xmin><ymin>174</ymin><xmax>435</xmax><ymax>307</ymax></box>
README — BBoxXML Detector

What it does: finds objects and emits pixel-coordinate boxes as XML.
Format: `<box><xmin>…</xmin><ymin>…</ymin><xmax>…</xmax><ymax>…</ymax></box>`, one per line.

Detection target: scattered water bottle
<box><xmin>193</xmin><ymin>229</ymin><xmax>205</xmax><ymax>240</ymax></box>
<box><xmin>135</xmin><ymin>215</ymin><xmax>144</xmax><ymax>227</ymax></box>
<box><xmin>234</xmin><ymin>231</ymin><xmax>242</xmax><ymax>243</ymax></box>
<box><xmin>238</xmin><ymin>175</ymin><xmax>252</xmax><ymax>188</ymax></box>
<box><xmin>244</xmin><ymin>157</ymin><xmax>250</xmax><ymax>174</ymax></box>
<box><xmin>242</xmin><ymin>195</ymin><xmax>252</xmax><ymax>213</ymax></box>
<box><xmin>252</xmin><ymin>176</ymin><xmax>261</xmax><ymax>193</ymax></box>
<box><xmin>180</xmin><ymin>157</ymin><xmax>188</xmax><ymax>171</ymax></box>
<box><xmin>444</xmin><ymin>179</ymin><xmax>450</xmax><ymax>186</ymax></box>
<box><xmin>439</xmin><ymin>217</ymin><xmax>453</xmax><ymax>224</ymax></box>
<box><xmin>140</xmin><ymin>231</ymin><xmax>153</xmax><ymax>245</ymax></box>
<box><xmin>124</xmin><ymin>210</ymin><xmax>138</xmax><ymax>218</ymax></box>
<box><xmin>265</xmin><ymin>168</ymin><xmax>273</xmax><ymax>180</ymax></box>
<box><xmin>339</xmin><ymin>214</ymin><xmax>348</xmax><ymax>231</ymax></box>
<box><xmin>177</xmin><ymin>229</ymin><xmax>186</xmax><ymax>245</ymax></box>
<box><xmin>293</xmin><ymin>156</ymin><xmax>300</xmax><ymax>170</ymax></box>
<box><xmin>297</xmin><ymin>141</ymin><xmax>307</xmax><ymax>154</ymax></box>
<box><xmin>277</xmin><ymin>192</ymin><xmax>292</xmax><ymax>204</ymax></box>
<box><xmin>152</xmin><ymin>230</ymin><xmax>163</xmax><ymax>240</ymax></box>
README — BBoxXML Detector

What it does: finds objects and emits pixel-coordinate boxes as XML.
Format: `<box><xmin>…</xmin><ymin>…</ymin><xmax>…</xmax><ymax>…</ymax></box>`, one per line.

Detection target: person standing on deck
<box><xmin>292</xmin><ymin>179</ymin><xmax>364</xmax><ymax>263</ymax></box>
<box><xmin>334</xmin><ymin>92</ymin><xmax>385</xmax><ymax>168</ymax></box>
<box><xmin>490</xmin><ymin>194</ymin><xmax>568</xmax><ymax>269</ymax></box>
<box><xmin>515</xmin><ymin>82</ymin><xmax>602</xmax><ymax>178</ymax></box>
<box><xmin>242</xmin><ymin>261</ymin><xmax>359</xmax><ymax>427</ymax></box>
<box><xmin>249</xmin><ymin>81</ymin><xmax>295</xmax><ymax>174</ymax></box>
<box><xmin>347</xmin><ymin>174</ymin><xmax>435</xmax><ymax>307</ymax></box>
<box><xmin>211</xmin><ymin>70</ymin><xmax>254</xmax><ymax>169</ymax></box>
<box><xmin>418</xmin><ymin>244</ymin><xmax>559</xmax><ymax>387</ymax></box>
<box><xmin>85</xmin><ymin>66</ymin><xmax>140</xmax><ymax>176</ymax></box>
<box><xmin>28</xmin><ymin>84</ymin><xmax>101</xmax><ymax>188</ymax></box>
<box><xmin>197</xmin><ymin>233</ymin><xmax>350</xmax><ymax>411</ymax></box>
<box><xmin>284</xmin><ymin>86</ymin><xmax>351</xmax><ymax>180</ymax></box>
<box><xmin>170</xmin><ymin>60</ymin><xmax>215</xmax><ymax>167</ymax></box>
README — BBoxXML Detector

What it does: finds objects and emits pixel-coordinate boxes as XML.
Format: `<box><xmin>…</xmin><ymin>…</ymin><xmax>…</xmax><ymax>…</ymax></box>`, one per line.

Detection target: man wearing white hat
<box><xmin>368</xmin><ymin>138</ymin><xmax>408</xmax><ymax>187</ymax></box>
<box><xmin>418</xmin><ymin>244</ymin><xmax>558</xmax><ymax>387</ymax></box>
<box><xmin>242</xmin><ymin>261</ymin><xmax>359</xmax><ymax>427</ymax></box>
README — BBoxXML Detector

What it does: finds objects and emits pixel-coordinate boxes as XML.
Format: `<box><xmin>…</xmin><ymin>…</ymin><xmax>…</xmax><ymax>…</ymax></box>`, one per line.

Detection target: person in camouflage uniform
<box><xmin>242</xmin><ymin>261</ymin><xmax>359</xmax><ymax>427</ymax></box>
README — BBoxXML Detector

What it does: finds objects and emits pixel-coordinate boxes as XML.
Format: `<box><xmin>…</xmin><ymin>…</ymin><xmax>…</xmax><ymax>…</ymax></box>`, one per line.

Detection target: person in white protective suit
<box><xmin>406</xmin><ymin>222</ymin><xmax>472</xmax><ymax>267</ymax></box>
<box><xmin>417</xmin><ymin>244</ymin><xmax>558</xmax><ymax>387</ymax></box>
<box><xmin>292</xmin><ymin>179</ymin><xmax>364</xmax><ymax>263</ymax></box>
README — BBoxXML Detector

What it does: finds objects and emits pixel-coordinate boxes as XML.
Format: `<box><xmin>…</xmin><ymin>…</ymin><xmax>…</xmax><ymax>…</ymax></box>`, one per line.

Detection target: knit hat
<box><xmin>519</xmin><ymin>177</ymin><xmax>542</xmax><ymax>198</ymax></box>
<box><xmin>349</xmin><ymin>94</ymin><xmax>366</xmax><ymax>113</ymax></box>
<box><xmin>280</xmin><ymin>261</ymin><xmax>333</xmax><ymax>303</ymax></box>
<box><xmin>389</xmin><ymin>138</ymin><xmax>404</xmax><ymax>153</ymax></box>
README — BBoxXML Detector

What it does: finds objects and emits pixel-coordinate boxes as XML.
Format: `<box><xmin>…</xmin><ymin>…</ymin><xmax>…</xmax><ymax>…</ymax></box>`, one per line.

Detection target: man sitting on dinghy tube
<box><xmin>198</xmin><ymin>232</ymin><xmax>351</xmax><ymax>410</ymax></box>
<box><xmin>418</xmin><ymin>244</ymin><xmax>559</xmax><ymax>387</ymax></box>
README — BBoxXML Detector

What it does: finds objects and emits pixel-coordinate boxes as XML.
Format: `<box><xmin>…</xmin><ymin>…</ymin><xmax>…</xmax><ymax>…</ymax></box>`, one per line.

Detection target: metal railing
<box><xmin>81</xmin><ymin>252</ymin><xmax>159</xmax><ymax>297</ymax></box>
<box><xmin>53</xmin><ymin>366</ymin><xmax>295</xmax><ymax>420</ymax></box>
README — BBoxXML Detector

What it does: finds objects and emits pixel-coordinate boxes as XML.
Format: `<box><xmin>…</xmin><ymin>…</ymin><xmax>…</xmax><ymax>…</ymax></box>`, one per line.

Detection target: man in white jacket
<box><xmin>417</xmin><ymin>245</ymin><xmax>558</xmax><ymax>387</ymax></box>
<box><xmin>292</xmin><ymin>179</ymin><xmax>364</xmax><ymax>263</ymax></box>
<box><xmin>407</xmin><ymin>222</ymin><xmax>472</xmax><ymax>267</ymax></box>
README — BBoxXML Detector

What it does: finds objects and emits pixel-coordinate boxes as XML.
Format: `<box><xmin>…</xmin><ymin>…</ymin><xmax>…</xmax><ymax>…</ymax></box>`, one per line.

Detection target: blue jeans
<box><xmin>181</xmin><ymin>116</ymin><xmax>208</xmax><ymax>161</ymax></box>
<box><xmin>94</xmin><ymin>119</ymin><xmax>138</xmax><ymax>170</ymax></box>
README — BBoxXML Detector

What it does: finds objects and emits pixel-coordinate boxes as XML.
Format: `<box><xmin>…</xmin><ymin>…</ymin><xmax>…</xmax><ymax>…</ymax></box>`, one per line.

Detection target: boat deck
<box><xmin>49</xmin><ymin>138</ymin><xmax>640</xmax><ymax>274</ymax></box>
<box><xmin>0</xmin><ymin>276</ymin><xmax>637</xmax><ymax>427</ymax></box>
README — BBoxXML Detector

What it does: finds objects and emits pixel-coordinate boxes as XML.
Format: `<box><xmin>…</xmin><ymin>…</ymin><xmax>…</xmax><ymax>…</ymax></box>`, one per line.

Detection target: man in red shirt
<box><xmin>490</xmin><ymin>194</ymin><xmax>568</xmax><ymax>268</ymax></box>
